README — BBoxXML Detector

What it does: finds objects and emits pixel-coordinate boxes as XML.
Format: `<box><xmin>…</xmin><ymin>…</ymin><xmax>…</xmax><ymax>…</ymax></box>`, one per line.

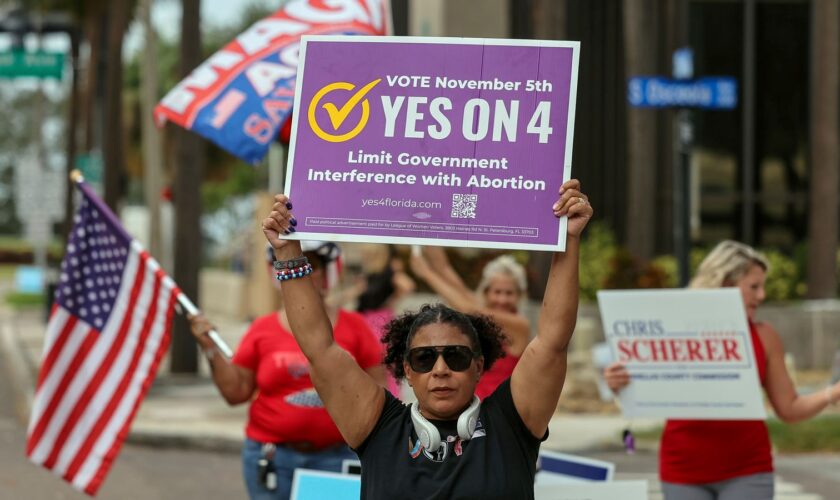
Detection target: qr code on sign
<box><xmin>451</xmin><ymin>193</ymin><xmax>478</xmax><ymax>219</ymax></box>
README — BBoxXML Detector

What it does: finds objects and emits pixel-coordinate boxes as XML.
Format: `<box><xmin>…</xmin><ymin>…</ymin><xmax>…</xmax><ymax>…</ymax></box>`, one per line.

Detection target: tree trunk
<box><xmin>171</xmin><ymin>0</ymin><xmax>205</xmax><ymax>374</ymax></box>
<box><xmin>139</xmin><ymin>0</ymin><xmax>164</xmax><ymax>262</ymax></box>
<box><xmin>807</xmin><ymin>0</ymin><xmax>839</xmax><ymax>298</ymax></box>
<box><xmin>623</xmin><ymin>0</ymin><xmax>658</xmax><ymax>260</ymax></box>
<box><xmin>530</xmin><ymin>0</ymin><xmax>566</xmax><ymax>40</ymax></box>
<box><xmin>103</xmin><ymin>0</ymin><xmax>129</xmax><ymax>211</ymax></box>
<box><xmin>525</xmin><ymin>0</ymin><xmax>567</xmax><ymax>300</ymax></box>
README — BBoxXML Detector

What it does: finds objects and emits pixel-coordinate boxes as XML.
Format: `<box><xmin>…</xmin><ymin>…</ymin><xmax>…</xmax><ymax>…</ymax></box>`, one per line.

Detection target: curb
<box><xmin>0</xmin><ymin>306</ymin><xmax>36</xmax><ymax>426</ymax></box>
<box><xmin>125</xmin><ymin>429</ymin><xmax>242</xmax><ymax>454</ymax></box>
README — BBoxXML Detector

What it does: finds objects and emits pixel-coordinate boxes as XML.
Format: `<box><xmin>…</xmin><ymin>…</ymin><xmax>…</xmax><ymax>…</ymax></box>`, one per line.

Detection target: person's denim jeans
<box><xmin>241</xmin><ymin>437</ymin><xmax>356</xmax><ymax>500</ymax></box>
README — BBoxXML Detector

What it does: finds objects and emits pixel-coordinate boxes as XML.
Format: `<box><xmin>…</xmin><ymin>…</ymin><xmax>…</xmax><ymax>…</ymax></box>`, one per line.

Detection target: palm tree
<box><xmin>623</xmin><ymin>0</ymin><xmax>658</xmax><ymax>260</ymax></box>
<box><xmin>170</xmin><ymin>0</ymin><xmax>205</xmax><ymax>374</ymax></box>
<box><xmin>102</xmin><ymin>0</ymin><xmax>131</xmax><ymax>211</ymax></box>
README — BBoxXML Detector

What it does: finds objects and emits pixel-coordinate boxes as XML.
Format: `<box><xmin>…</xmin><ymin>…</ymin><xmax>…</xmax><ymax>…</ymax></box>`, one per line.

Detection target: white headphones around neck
<box><xmin>410</xmin><ymin>396</ymin><xmax>481</xmax><ymax>451</ymax></box>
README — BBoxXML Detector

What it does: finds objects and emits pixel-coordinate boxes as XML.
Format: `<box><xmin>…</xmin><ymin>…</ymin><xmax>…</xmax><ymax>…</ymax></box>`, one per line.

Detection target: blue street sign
<box><xmin>628</xmin><ymin>76</ymin><xmax>738</xmax><ymax>109</ymax></box>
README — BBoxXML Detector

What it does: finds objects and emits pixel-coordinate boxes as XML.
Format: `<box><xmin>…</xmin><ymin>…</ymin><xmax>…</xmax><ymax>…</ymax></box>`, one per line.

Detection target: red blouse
<box><xmin>232</xmin><ymin>311</ymin><xmax>382</xmax><ymax>448</ymax></box>
<box><xmin>659</xmin><ymin>322</ymin><xmax>773</xmax><ymax>484</ymax></box>
<box><xmin>476</xmin><ymin>350</ymin><xmax>520</xmax><ymax>400</ymax></box>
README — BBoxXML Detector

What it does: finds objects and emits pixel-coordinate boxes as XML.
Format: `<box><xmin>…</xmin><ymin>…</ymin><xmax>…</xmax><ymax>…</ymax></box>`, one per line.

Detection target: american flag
<box><xmin>26</xmin><ymin>181</ymin><xmax>180</xmax><ymax>495</ymax></box>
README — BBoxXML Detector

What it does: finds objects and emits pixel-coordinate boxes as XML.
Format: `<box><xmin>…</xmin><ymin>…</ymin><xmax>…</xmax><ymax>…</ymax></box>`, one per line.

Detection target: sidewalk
<box><xmin>0</xmin><ymin>293</ymin><xmax>645</xmax><ymax>455</ymax></box>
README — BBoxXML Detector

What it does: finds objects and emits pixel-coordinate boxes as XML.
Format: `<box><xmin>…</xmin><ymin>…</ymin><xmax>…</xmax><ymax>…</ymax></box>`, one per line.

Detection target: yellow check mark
<box><xmin>321</xmin><ymin>79</ymin><xmax>381</xmax><ymax>130</ymax></box>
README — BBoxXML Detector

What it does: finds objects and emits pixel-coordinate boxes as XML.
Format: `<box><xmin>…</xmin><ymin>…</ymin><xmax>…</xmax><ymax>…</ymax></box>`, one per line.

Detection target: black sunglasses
<box><xmin>406</xmin><ymin>345</ymin><xmax>479</xmax><ymax>373</ymax></box>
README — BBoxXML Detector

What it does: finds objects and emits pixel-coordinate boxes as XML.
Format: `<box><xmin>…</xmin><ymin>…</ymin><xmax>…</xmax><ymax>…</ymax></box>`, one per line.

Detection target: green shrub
<box><xmin>768</xmin><ymin>415</ymin><xmax>840</xmax><ymax>452</ymax></box>
<box><xmin>579</xmin><ymin>223</ymin><xmax>618</xmax><ymax>301</ymax></box>
<box><xmin>6</xmin><ymin>291</ymin><xmax>45</xmax><ymax>309</ymax></box>
<box><xmin>578</xmin><ymin>223</ymin><xmax>673</xmax><ymax>300</ymax></box>
<box><xmin>762</xmin><ymin>249</ymin><xmax>802</xmax><ymax>301</ymax></box>
<box><xmin>578</xmin><ymin>226</ymin><xmax>808</xmax><ymax>302</ymax></box>
<box><xmin>651</xmin><ymin>255</ymin><xmax>679</xmax><ymax>288</ymax></box>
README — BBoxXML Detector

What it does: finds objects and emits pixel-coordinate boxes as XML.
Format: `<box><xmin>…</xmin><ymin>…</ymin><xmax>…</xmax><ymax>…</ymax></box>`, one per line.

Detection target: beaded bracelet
<box><xmin>273</xmin><ymin>255</ymin><xmax>309</xmax><ymax>270</ymax></box>
<box><xmin>275</xmin><ymin>263</ymin><xmax>313</xmax><ymax>281</ymax></box>
<box><xmin>275</xmin><ymin>265</ymin><xmax>311</xmax><ymax>277</ymax></box>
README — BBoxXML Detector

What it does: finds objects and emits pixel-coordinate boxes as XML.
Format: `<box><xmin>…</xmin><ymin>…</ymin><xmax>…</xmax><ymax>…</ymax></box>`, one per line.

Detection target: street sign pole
<box><xmin>675</xmin><ymin>110</ymin><xmax>692</xmax><ymax>287</ymax></box>
<box><xmin>673</xmin><ymin>47</ymin><xmax>693</xmax><ymax>287</ymax></box>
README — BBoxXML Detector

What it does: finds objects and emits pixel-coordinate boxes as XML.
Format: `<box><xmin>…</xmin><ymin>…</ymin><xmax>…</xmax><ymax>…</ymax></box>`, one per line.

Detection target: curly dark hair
<box><xmin>381</xmin><ymin>303</ymin><xmax>507</xmax><ymax>380</ymax></box>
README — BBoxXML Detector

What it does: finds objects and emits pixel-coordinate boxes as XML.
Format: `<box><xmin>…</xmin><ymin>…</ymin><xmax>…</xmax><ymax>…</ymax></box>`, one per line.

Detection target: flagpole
<box><xmin>69</xmin><ymin>170</ymin><xmax>234</xmax><ymax>359</ymax></box>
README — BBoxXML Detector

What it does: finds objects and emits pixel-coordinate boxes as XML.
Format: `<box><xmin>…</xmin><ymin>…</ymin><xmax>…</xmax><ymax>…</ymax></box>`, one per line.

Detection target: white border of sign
<box><xmin>284</xmin><ymin>35</ymin><xmax>580</xmax><ymax>251</ymax></box>
<box><xmin>340</xmin><ymin>458</ymin><xmax>361</xmax><ymax>475</ymax></box>
<box><xmin>535</xmin><ymin>480</ymin><xmax>648</xmax><ymax>500</ymax></box>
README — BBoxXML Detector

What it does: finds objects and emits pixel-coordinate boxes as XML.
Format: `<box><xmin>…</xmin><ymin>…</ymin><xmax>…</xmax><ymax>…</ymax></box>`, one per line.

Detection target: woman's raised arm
<box><xmin>262</xmin><ymin>195</ymin><xmax>384</xmax><ymax>448</ymax></box>
<box><xmin>410</xmin><ymin>248</ymin><xmax>481</xmax><ymax>312</ymax></box>
<box><xmin>411</xmin><ymin>249</ymin><xmax>530</xmax><ymax>355</ymax></box>
<box><xmin>511</xmin><ymin>179</ymin><xmax>592</xmax><ymax>438</ymax></box>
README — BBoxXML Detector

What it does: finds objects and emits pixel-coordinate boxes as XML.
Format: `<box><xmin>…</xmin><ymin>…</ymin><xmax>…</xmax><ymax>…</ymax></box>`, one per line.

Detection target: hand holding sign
<box><xmin>553</xmin><ymin>179</ymin><xmax>592</xmax><ymax>238</ymax></box>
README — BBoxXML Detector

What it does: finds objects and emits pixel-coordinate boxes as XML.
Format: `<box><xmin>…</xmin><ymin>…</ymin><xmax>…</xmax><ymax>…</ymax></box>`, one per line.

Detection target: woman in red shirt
<box><xmin>605</xmin><ymin>240</ymin><xmax>840</xmax><ymax>500</ymax></box>
<box><xmin>410</xmin><ymin>248</ymin><xmax>531</xmax><ymax>399</ymax></box>
<box><xmin>189</xmin><ymin>241</ymin><xmax>385</xmax><ymax>500</ymax></box>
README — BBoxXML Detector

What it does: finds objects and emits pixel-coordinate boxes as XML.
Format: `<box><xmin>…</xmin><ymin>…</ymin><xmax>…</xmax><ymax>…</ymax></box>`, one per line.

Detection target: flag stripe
<box><xmin>74</xmin><ymin>275</ymin><xmax>176</xmax><ymax>492</ymax></box>
<box><xmin>60</xmin><ymin>262</ymin><xmax>164</xmax><ymax>479</ymax></box>
<box><xmin>35</xmin><ymin>307</ymin><xmax>74</xmax><ymax>391</ymax></box>
<box><xmin>45</xmin><ymin>256</ymin><xmax>156</xmax><ymax>472</ymax></box>
<box><xmin>28</xmin><ymin>252</ymin><xmax>144</xmax><ymax>463</ymax></box>
<box><xmin>26</xmin><ymin>326</ymin><xmax>98</xmax><ymax>459</ymax></box>
<box><xmin>86</xmin><ymin>291</ymin><xmax>175</xmax><ymax>494</ymax></box>
<box><xmin>28</xmin><ymin>309</ymin><xmax>79</xmax><ymax>437</ymax></box>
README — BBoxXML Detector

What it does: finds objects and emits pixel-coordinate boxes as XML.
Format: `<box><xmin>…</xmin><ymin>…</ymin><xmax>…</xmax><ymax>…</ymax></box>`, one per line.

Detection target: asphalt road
<box><xmin>0</xmin><ymin>361</ymin><xmax>246</xmax><ymax>500</ymax></box>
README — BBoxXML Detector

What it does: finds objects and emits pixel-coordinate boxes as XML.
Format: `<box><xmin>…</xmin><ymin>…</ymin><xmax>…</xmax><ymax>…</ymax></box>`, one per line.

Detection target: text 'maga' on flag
<box><xmin>153</xmin><ymin>0</ymin><xmax>391</xmax><ymax>165</ymax></box>
<box><xmin>26</xmin><ymin>180</ymin><xmax>180</xmax><ymax>496</ymax></box>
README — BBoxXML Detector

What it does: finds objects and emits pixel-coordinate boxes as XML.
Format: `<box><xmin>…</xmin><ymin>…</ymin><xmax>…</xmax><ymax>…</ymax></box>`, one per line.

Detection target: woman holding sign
<box><xmin>409</xmin><ymin>247</ymin><xmax>531</xmax><ymax>399</ymax></box>
<box><xmin>262</xmin><ymin>179</ymin><xmax>592</xmax><ymax>499</ymax></box>
<box><xmin>605</xmin><ymin>240</ymin><xmax>840</xmax><ymax>500</ymax></box>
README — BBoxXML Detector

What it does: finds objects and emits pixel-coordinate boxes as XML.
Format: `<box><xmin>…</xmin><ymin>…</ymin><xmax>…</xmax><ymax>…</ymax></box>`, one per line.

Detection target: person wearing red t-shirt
<box><xmin>410</xmin><ymin>248</ymin><xmax>531</xmax><ymax>399</ymax></box>
<box><xmin>605</xmin><ymin>240</ymin><xmax>840</xmax><ymax>500</ymax></box>
<box><xmin>189</xmin><ymin>241</ymin><xmax>385</xmax><ymax>500</ymax></box>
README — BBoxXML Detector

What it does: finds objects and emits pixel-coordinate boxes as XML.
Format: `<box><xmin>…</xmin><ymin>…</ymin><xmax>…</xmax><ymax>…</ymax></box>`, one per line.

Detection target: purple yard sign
<box><xmin>285</xmin><ymin>36</ymin><xmax>580</xmax><ymax>251</ymax></box>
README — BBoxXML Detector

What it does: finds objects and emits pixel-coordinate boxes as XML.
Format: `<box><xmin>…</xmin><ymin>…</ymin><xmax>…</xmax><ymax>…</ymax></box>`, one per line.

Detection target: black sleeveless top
<box><xmin>355</xmin><ymin>379</ymin><xmax>546</xmax><ymax>499</ymax></box>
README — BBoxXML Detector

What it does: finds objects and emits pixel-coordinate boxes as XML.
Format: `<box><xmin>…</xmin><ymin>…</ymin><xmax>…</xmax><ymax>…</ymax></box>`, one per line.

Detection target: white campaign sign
<box><xmin>535</xmin><ymin>480</ymin><xmax>648</xmax><ymax>500</ymax></box>
<box><xmin>597</xmin><ymin>289</ymin><xmax>767</xmax><ymax>420</ymax></box>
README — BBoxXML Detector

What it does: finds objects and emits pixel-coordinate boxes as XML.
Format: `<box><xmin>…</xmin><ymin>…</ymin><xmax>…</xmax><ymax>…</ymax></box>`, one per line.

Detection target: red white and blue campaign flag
<box><xmin>154</xmin><ymin>0</ymin><xmax>391</xmax><ymax>164</ymax></box>
<box><xmin>26</xmin><ymin>180</ymin><xmax>180</xmax><ymax>496</ymax></box>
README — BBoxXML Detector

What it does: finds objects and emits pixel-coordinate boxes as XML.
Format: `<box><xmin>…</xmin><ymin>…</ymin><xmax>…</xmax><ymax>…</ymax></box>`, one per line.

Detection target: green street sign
<box><xmin>0</xmin><ymin>49</ymin><xmax>64</xmax><ymax>80</ymax></box>
<box><xmin>75</xmin><ymin>153</ymin><xmax>103</xmax><ymax>184</ymax></box>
